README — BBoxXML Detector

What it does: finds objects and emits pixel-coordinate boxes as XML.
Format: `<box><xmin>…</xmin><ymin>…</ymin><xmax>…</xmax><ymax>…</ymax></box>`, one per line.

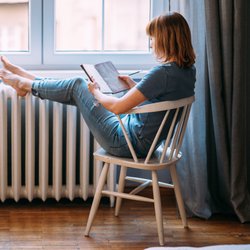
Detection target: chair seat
<box><xmin>94</xmin><ymin>147</ymin><xmax>181</xmax><ymax>171</ymax></box>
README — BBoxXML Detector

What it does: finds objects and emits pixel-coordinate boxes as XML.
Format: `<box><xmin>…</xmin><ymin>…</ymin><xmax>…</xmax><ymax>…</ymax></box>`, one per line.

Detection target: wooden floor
<box><xmin>0</xmin><ymin>188</ymin><xmax>250</xmax><ymax>250</ymax></box>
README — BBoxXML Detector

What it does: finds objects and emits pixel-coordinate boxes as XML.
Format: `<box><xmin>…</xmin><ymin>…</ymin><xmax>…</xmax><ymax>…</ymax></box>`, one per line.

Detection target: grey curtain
<box><xmin>170</xmin><ymin>0</ymin><xmax>212</xmax><ymax>219</ymax></box>
<box><xmin>170</xmin><ymin>0</ymin><xmax>250</xmax><ymax>222</ymax></box>
<box><xmin>204</xmin><ymin>0</ymin><xmax>250</xmax><ymax>222</ymax></box>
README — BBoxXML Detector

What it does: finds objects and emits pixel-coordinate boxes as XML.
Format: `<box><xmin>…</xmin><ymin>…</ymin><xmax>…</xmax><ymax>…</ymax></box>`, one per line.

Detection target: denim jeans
<box><xmin>32</xmin><ymin>76</ymin><xmax>132</xmax><ymax>157</ymax></box>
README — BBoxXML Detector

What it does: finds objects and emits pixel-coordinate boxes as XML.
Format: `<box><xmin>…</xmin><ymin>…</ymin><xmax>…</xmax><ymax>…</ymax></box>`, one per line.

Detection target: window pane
<box><xmin>104</xmin><ymin>0</ymin><xmax>150</xmax><ymax>51</ymax></box>
<box><xmin>55</xmin><ymin>0</ymin><xmax>102</xmax><ymax>51</ymax></box>
<box><xmin>0</xmin><ymin>0</ymin><xmax>29</xmax><ymax>52</ymax></box>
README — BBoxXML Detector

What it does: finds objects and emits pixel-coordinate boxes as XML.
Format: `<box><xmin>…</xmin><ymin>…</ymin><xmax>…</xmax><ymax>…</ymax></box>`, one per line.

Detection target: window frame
<box><xmin>1</xmin><ymin>0</ymin><xmax>169</xmax><ymax>70</ymax></box>
<box><xmin>1</xmin><ymin>0</ymin><xmax>42</xmax><ymax>66</ymax></box>
<box><xmin>43</xmin><ymin>0</ymin><xmax>167</xmax><ymax>70</ymax></box>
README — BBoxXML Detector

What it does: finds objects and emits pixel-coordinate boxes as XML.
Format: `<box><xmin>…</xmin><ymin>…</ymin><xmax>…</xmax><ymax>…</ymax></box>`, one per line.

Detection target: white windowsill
<box><xmin>30</xmin><ymin>70</ymin><xmax>147</xmax><ymax>79</ymax></box>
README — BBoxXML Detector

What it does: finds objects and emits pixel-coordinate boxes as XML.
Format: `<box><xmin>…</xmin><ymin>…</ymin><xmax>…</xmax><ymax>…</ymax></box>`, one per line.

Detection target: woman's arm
<box><xmin>88</xmin><ymin>82</ymin><xmax>147</xmax><ymax>115</ymax></box>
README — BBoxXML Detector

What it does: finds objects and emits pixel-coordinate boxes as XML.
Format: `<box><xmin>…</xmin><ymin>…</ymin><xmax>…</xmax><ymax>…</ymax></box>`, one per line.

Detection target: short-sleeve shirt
<box><xmin>123</xmin><ymin>62</ymin><xmax>196</xmax><ymax>157</ymax></box>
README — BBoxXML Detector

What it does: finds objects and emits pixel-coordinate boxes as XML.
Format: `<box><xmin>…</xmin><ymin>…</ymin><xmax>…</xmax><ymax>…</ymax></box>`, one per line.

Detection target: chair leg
<box><xmin>115</xmin><ymin>166</ymin><xmax>127</xmax><ymax>216</ymax></box>
<box><xmin>85</xmin><ymin>162</ymin><xmax>109</xmax><ymax>236</ymax></box>
<box><xmin>108</xmin><ymin>163</ymin><xmax>117</xmax><ymax>208</ymax></box>
<box><xmin>152</xmin><ymin>170</ymin><xmax>164</xmax><ymax>246</ymax></box>
<box><xmin>170</xmin><ymin>165</ymin><xmax>188</xmax><ymax>227</ymax></box>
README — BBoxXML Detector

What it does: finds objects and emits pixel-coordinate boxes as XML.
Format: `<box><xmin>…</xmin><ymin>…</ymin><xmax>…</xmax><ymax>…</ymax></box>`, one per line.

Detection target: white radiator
<box><xmin>0</xmin><ymin>85</ymin><xmax>116</xmax><ymax>203</ymax></box>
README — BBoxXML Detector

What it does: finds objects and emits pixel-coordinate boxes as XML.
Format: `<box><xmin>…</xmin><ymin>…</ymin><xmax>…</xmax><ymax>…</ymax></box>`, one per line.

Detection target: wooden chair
<box><xmin>85</xmin><ymin>96</ymin><xmax>194</xmax><ymax>246</ymax></box>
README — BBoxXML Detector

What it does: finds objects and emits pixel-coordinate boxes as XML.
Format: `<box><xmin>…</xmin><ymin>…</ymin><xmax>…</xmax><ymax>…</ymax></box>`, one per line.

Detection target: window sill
<box><xmin>30</xmin><ymin>70</ymin><xmax>146</xmax><ymax>79</ymax></box>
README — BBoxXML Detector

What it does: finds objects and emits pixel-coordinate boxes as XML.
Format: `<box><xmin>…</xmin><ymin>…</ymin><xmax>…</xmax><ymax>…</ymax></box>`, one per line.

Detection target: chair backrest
<box><xmin>116</xmin><ymin>96</ymin><xmax>195</xmax><ymax>164</ymax></box>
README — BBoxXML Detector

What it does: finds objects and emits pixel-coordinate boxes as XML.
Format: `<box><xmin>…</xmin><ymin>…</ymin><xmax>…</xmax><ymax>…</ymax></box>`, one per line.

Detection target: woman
<box><xmin>0</xmin><ymin>12</ymin><xmax>196</xmax><ymax>157</ymax></box>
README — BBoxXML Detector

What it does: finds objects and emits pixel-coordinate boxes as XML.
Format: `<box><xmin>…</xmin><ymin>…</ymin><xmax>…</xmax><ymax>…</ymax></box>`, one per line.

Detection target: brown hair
<box><xmin>146</xmin><ymin>12</ymin><xmax>196</xmax><ymax>67</ymax></box>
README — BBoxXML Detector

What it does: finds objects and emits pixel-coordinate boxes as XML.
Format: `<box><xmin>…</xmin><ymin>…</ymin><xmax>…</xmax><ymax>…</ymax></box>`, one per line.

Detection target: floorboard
<box><xmin>0</xmin><ymin>188</ymin><xmax>249</xmax><ymax>249</ymax></box>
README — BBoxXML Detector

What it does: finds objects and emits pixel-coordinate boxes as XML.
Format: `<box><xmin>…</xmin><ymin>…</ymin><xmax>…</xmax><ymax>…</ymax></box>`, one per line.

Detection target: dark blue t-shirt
<box><xmin>136</xmin><ymin>62</ymin><xmax>195</xmax><ymax>101</ymax></box>
<box><xmin>124</xmin><ymin>62</ymin><xmax>196</xmax><ymax>157</ymax></box>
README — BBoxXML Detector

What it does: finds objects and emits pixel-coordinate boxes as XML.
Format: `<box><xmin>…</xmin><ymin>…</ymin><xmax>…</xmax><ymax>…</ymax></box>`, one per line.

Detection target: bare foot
<box><xmin>0</xmin><ymin>69</ymin><xmax>32</xmax><ymax>97</ymax></box>
<box><xmin>1</xmin><ymin>55</ymin><xmax>36</xmax><ymax>80</ymax></box>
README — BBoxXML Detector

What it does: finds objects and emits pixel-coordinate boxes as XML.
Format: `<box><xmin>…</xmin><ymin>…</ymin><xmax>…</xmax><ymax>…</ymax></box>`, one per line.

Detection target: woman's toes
<box><xmin>1</xmin><ymin>55</ymin><xmax>10</xmax><ymax>65</ymax></box>
<box><xmin>1</xmin><ymin>56</ymin><xmax>16</xmax><ymax>73</ymax></box>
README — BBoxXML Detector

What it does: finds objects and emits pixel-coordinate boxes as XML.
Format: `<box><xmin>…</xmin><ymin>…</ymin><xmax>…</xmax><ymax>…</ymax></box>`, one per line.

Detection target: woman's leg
<box><xmin>32</xmin><ymin>76</ymin><xmax>131</xmax><ymax>156</ymax></box>
<box><xmin>0</xmin><ymin>70</ymin><xmax>131</xmax><ymax>156</ymax></box>
<box><xmin>0</xmin><ymin>69</ymin><xmax>31</xmax><ymax>96</ymax></box>
<box><xmin>1</xmin><ymin>56</ymin><xmax>36</xmax><ymax>80</ymax></box>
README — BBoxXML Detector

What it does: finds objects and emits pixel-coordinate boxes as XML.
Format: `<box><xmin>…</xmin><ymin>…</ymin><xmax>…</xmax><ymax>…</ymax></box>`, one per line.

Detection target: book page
<box><xmin>81</xmin><ymin>64</ymin><xmax>111</xmax><ymax>93</ymax></box>
<box><xmin>94</xmin><ymin>61</ymin><xmax>129</xmax><ymax>94</ymax></box>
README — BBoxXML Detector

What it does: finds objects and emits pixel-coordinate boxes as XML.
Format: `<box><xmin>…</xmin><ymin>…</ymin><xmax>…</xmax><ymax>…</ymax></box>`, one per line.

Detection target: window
<box><xmin>55</xmin><ymin>0</ymin><xmax>150</xmax><ymax>52</ymax></box>
<box><xmin>55</xmin><ymin>0</ymin><xmax>103</xmax><ymax>52</ymax></box>
<box><xmin>0</xmin><ymin>0</ymin><xmax>168</xmax><ymax>69</ymax></box>
<box><xmin>0</xmin><ymin>0</ymin><xmax>42</xmax><ymax>65</ymax></box>
<box><xmin>104</xmin><ymin>0</ymin><xmax>150</xmax><ymax>51</ymax></box>
<box><xmin>0</xmin><ymin>0</ymin><xmax>29</xmax><ymax>51</ymax></box>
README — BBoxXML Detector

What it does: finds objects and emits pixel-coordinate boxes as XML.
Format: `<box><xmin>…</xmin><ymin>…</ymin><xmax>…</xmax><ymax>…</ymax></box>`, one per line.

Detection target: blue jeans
<box><xmin>32</xmin><ymin>76</ymin><xmax>132</xmax><ymax>157</ymax></box>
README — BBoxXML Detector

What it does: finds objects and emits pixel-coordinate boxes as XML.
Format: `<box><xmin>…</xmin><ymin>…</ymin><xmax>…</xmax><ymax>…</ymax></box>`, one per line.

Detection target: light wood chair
<box><xmin>85</xmin><ymin>96</ymin><xmax>194</xmax><ymax>246</ymax></box>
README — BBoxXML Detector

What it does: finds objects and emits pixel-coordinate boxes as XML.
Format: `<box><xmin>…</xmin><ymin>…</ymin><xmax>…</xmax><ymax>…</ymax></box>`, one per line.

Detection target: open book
<box><xmin>80</xmin><ymin>61</ymin><xmax>129</xmax><ymax>94</ymax></box>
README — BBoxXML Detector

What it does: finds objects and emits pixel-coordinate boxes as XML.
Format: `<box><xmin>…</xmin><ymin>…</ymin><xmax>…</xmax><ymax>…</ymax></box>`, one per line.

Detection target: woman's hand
<box><xmin>87</xmin><ymin>76</ymin><xmax>100</xmax><ymax>94</ymax></box>
<box><xmin>118</xmin><ymin>75</ymin><xmax>136</xmax><ymax>89</ymax></box>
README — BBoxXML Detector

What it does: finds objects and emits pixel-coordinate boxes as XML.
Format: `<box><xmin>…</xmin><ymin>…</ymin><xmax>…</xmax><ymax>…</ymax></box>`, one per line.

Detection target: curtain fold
<box><xmin>204</xmin><ymin>0</ymin><xmax>250</xmax><ymax>222</ymax></box>
<box><xmin>170</xmin><ymin>0</ymin><xmax>212</xmax><ymax>219</ymax></box>
<box><xmin>170</xmin><ymin>0</ymin><xmax>250</xmax><ymax>222</ymax></box>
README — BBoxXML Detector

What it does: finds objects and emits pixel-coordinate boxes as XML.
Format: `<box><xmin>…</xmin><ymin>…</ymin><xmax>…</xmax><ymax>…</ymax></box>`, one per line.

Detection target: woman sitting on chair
<box><xmin>0</xmin><ymin>12</ymin><xmax>196</xmax><ymax>158</ymax></box>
